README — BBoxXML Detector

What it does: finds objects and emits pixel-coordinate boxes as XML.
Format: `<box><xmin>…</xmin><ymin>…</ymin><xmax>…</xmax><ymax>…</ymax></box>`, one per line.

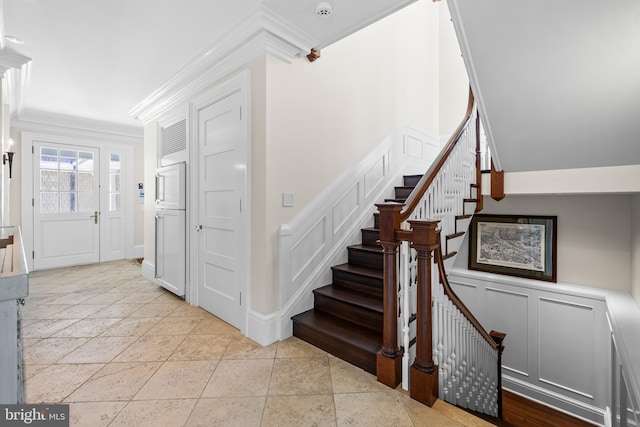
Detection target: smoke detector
<box><xmin>316</xmin><ymin>2</ymin><xmax>333</xmax><ymax>17</ymax></box>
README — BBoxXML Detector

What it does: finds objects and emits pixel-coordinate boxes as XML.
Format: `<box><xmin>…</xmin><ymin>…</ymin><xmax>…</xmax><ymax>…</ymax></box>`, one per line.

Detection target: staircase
<box><xmin>291</xmin><ymin>174</ymin><xmax>422</xmax><ymax>374</ymax></box>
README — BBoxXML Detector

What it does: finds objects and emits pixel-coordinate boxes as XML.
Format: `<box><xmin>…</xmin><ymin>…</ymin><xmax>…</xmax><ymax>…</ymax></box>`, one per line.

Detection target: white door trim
<box><xmin>21</xmin><ymin>131</ymin><xmax>135</xmax><ymax>271</ymax></box>
<box><xmin>188</xmin><ymin>70</ymin><xmax>251</xmax><ymax>335</ymax></box>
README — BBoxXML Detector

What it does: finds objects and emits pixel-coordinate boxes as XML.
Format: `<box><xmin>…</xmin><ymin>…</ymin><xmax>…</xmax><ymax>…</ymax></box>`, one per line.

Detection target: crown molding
<box><xmin>129</xmin><ymin>4</ymin><xmax>320</xmax><ymax>124</ymax></box>
<box><xmin>12</xmin><ymin>110</ymin><xmax>143</xmax><ymax>144</ymax></box>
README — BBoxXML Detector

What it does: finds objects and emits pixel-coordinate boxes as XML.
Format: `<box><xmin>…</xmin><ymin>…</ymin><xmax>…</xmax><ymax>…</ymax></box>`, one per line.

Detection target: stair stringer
<box><xmin>277</xmin><ymin>124</ymin><xmax>439</xmax><ymax>341</ymax></box>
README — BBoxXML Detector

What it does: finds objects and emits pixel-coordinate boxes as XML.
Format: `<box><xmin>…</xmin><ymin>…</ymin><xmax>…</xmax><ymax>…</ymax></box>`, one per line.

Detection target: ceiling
<box><xmin>449</xmin><ymin>0</ymin><xmax>640</xmax><ymax>173</ymax></box>
<box><xmin>1</xmin><ymin>0</ymin><xmax>415</xmax><ymax>136</ymax></box>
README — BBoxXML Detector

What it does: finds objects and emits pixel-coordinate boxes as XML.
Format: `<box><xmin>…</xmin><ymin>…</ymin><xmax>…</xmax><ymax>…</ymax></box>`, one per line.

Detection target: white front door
<box><xmin>34</xmin><ymin>143</ymin><xmax>100</xmax><ymax>269</ymax></box>
<box><xmin>196</xmin><ymin>89</ymin><xmax>247</xmax><ymax>329</ymax></box>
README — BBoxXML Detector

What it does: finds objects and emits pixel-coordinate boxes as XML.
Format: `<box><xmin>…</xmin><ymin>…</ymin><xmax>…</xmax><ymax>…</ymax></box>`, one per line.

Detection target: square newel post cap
<box><xmin>407</xmin><ymin>219</ymin><xmax>440</xmax><ymax>249</ymax></box>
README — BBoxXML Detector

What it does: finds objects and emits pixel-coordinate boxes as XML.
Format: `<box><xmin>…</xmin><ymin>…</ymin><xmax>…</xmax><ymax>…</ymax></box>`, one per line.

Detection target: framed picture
<box><xmin>468</xmin><ymin>214</ymin><xmax>557</xmax><ymax>282</ymax></box>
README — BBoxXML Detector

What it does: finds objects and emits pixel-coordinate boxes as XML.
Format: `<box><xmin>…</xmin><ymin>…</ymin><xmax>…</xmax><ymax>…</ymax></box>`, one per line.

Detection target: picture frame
<box><xmin>468</xmin><ymin>214</ymin><xmax>557</xmax><ymax>282</ymax></box>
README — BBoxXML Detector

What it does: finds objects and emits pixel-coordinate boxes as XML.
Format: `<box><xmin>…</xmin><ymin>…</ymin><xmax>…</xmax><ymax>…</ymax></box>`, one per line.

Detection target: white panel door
<box><xmin>155</xmin><ymin>209</ymin><xmax>186</xmax><ymax>296</ymax></box>
<box><xmin>197</xmin><ymin>90</ymin><xmax>246</xmax><ymax>329</ymax></box>
<box><xmin>34</xmin><ymin>143</ymin><xmax>100</xmax><ymax>269</ymax></box>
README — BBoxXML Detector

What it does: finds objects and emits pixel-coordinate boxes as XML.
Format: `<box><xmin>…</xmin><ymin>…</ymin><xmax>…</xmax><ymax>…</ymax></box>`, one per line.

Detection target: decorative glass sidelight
<box><xmin>109</xmin><ymin>153</ymin><xmax>121</xmax><ymax>212</ymax></box>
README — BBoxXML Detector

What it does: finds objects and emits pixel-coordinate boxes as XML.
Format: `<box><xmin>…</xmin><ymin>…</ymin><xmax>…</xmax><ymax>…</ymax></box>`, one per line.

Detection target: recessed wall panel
<box><xmin>291</xmin><ymin>217</ymin><xmax>326</xmax><ymax>281</ymax></box>
<box><xmin>539</xmin><ymin>298</ymin><xmax>595</xmax><ymax>398</ymax></box>
<box><xmin>364</xmin><ymin>156</ymin><xmax>385</xmax><ymax>199</ymax></box>
<box><xmin>405</xmin><ymin>135</ymin><xmax>424</xmax><ymax>159</ymax></box>
<box><xmin>486</xmin><ymin>287</ymin><xmax>529</xmax><ymax>376</ymax></box>
<box><xmin>333</xmin><ymin>183</ymin><xmax>359</xmax><ymax>236</ymax></box>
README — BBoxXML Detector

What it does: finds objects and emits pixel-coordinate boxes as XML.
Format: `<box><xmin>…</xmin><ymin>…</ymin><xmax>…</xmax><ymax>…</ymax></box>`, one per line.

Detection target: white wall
<box><xmin>255</xmin><ymin>0</ymin><xmax>444</xmax><ymax>313</ymax></box>
<box><xmin>632</xmin><ymin>193</ymin><xmax>640</xmax><ymax>305</ymax></box>
<box><xmin>455</xmin><ymin>194</ymin><xmax>632</xmax><ymax>292</ymax></box>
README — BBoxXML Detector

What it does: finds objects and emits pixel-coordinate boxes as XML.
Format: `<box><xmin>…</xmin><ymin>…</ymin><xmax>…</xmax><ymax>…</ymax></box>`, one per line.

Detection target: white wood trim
<box><xmin>141</xmin><ymin>259</ymin><xmax>156</xmax><ymax>283</ymax></box>
<box><xmin>277</xmin><ymin>123</ymin><xmax>440</xmax><ymax>340</ymax></box>
<box><xmin>130</xmin><ymin>5</ymin><xmax>319</xmax><ymax>125</ymax></box>
<box><xmin>134</xmin><ymin>244</ymin><xmax>144</xmax><ymax>259</ymax></box>
<box><xmin>21</xmin><ymin>131</ymin><xmax>135</xmax><ymax>271</ymax></box>
<box><xmin>247</xmin><ymin>309</ymin><xmax>280</xmax><ymax>347</ymax></box>
<box><xmin>12</xmin><ymin>112</ymin><xmax>143</xmax><ymax>144</ymax></box>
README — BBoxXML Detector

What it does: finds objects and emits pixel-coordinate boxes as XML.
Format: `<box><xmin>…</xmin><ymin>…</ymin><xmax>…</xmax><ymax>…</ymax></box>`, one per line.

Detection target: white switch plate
<box><xmin>282</xmin><ymin>192</ymin><xmax>294</xmax><ymax>207</ymax></box>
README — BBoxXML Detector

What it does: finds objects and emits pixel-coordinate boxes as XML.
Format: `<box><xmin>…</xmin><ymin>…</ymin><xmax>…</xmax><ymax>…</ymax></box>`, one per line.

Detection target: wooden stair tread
<box><xmin>456</xmin><ymin>214</ymin><xmax>473</xmax><ymax>220</ymax></box>
<box><xmin>349</xmin><ymin>244</ymin><xmax>383</xmax><ymax>253</ymax></box>
<box><xmin>446</xmin><ymin>232</ymin><xmax>465</xmax><ymax>240</ymax></box>
<box><xmin>292</xmin><ymin>310</ymin><xmax>381</xmax><ymax>351</ymax></box>
<box><xmin>314</xmin><ymin>285</ymin><xmax>382</xmax><ymax>313</ymax></box>
<box><xmin>463</xmin><ymin>198</ymin><xmax>478</xmax><ymax>203</ymax></box>
<box><xmin>442</xmin><ymin>251</ymin><xmax>457</xmax><ymax>261</ymax></box>
<box><xmin>332</xmin><ymin>263</ymin><xmax>383</xmax><ymax>278</ymax></box>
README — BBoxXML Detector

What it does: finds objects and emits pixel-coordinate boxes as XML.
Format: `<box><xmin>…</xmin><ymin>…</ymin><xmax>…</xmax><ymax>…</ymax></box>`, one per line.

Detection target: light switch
<box><xmin>282</xmin><ymin>192</ymin><xmax>294</xmax><ymax>207</ymax></box>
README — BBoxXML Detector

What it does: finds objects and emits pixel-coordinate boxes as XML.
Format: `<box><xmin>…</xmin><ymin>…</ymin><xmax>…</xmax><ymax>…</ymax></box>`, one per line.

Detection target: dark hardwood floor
<box><xmin>500</xmin><ymin>390</ymin><xmax>596</xmax><ymax>427</ymax></box>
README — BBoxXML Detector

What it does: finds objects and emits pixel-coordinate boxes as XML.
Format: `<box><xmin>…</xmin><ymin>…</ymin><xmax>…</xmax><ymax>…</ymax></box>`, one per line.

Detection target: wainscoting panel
<box><xmin>333</xmin><ymin>183</ymin><xmax>360</xmax><ymax>237</ymax></box>
<box><xmin>485</xmin><ymin>287</ymin><xmax>529</xmax><ymax>376</ymax></box>
<box><xmin>448</xmin><ymin>268</ymin><xmax>610</xmax><ymax>425</ymax></box>
<box><xmin>364</xmin><ymin>157</ymin><xmax>386</xmax><ymax>200</ymax></box>
<box><xmin>538</xmin><ymin>298</ymin><xmax>595</xmax><ymax>399</ymax></box>
<box><xmin>290</xmin><ymin>216</ymin><xmax>327</xmax><ymax>282</ymax></box>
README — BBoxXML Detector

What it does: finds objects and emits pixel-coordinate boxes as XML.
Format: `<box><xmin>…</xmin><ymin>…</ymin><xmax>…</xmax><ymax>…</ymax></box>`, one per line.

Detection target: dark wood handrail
<box><xmin>400</xmin><ymin>88</ymin><xmax>475</xmax><ymax>222</ymax></box>
<box><xmin>434</xmin><ymin>237</ymin><xmax>498</xmax><ymax>350</ymax></box>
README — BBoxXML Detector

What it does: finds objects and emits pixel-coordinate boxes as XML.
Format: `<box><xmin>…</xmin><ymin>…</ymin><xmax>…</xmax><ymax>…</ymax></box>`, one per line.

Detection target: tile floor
<box><xmin>22</xmin><ymin>260</ymin><xmax>492</xmax><ymax>427</ymax></box>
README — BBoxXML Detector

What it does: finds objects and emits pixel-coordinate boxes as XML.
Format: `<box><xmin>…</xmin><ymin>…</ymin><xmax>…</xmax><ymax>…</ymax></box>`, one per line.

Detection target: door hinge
<box><xmin>239</xmin><ymin>292</ymin><xmax>242</xmax><ymax>306</ymax></box>
<box><xmin>239</xmin><ymin>199</ymin><xmax>242</xmax><ymax>213</ymax></box>
<box><xmin>239</xmin><ymin>107</ymin><xmax>242</xmax><ymax>120</ymax></box>
<box><xmin>32</xmin><ymin>145</ymin><xmax>34</xmax><ymax>154</ymax></box>
<box><xmin>32</xmin><ymin>251</ymin><xmax>34</xmax><ymax>259</ymax></box>
<box><xmin>32</xmin><ymin>198</ymin><xmax>34</xmax><ymax>207</ymax></box>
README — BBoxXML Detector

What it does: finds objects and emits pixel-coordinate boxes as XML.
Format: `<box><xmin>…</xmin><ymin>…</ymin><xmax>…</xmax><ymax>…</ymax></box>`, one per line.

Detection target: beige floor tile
<box><xmin>221</xmin><ymin>336</ymin><xmax>277</xmax><ymax>360</ymax></box>
<box><xmin>109</xmin><ymin>399</ymin><xmax>197</xmax><ymax>427</ymax></box>
<box><xmin>113</xmin><ymin>335</ymin><xmax>186</xmax><ymax>362</ymax></box>
<box><xmin>52</xmin><ymin>318</ymin><xmax>122</xmax><ymax>338</ymax></box>
<box><xmin>334</xmin><ymin>391</ymin><xmax>414</xmax><ymax>427</ymax></box>
<box><xmin>89</xmin><ymin>303</ymin><xmax>144</xmax><ymax>318</ymax></box>
<box><xmin>49</xmin><ymin>304</ymin><xmax>109</xmax><ymax>319</ymax></box>
<box><xmin>184</xmin><ymin>397</ymin><xmax>265</xmax><ymax>427</ymax></box>
<box><xmin>151</xmin><ymin>293</ymin><xmax>188</xmax><ymax>305</ymax></box>
<box><xmin>22</xmin><ymin>304</ymin><xmax>74</xmax><ymax>319</ymax></box>
<box><xmin>69</xmin><ymin>401</ymin><xmax>128</xmax><ymax>427</ymax></box>
<box><xmin>58</xmin><ymin>336</ymin><xmax>138</xmax><ymax>363</ymax></box>
<box><xmin>23</xmin><ymin>363</ymin><xmax>49</xmax><ymax>380</ymax></box>
<box><xmin>47</xmin><ymin>293</ymin><xmax>101</xmax><ymax>305</ymax></box>
<box><xmin>169</xmin><ymin>334</ymin><xmax>231</xmax><ymax>361</ymax></box>
<box><xmin>167</xmin><ymin>305</ymin><xmax>209</xmax><ymax>317</ymax></box>
<box><xmin>116</xmin><ymin>292</ymin><xmax>162</xmax><ymax>304</ymax></box>
<box><xmin>65</xmin><ymin>362</ymin><xmax>162</xmax><ymax>402</ymax></box>
<box><xmin>99</xmin><ymin>317</ymin><xmax>162</xmax><ymax>337</ymax></box>
<box><xmin>22</xmin><ymin>319</ymin><xmax>81</xmax><ymax>338</ymax></box>
<box><xmin>26</xmin><ymin>363</ymin><xmax>104</xmax><ymax>403</ymax></box>
<box><xmin>262</xmin><ymin>394</ymin><xmax>337</xmax><ymax>427</ymax></box>
<box><xmin>24</xmin><ymin>337</ymin><xmax>90</xmax><ymax>364</ymax></box>
<box><xmin>202</xmin><ymin>359</ymin><xmax>273</xmax><ymax>397</ymax></box>
<box><xmin>275</xmin><ymin>336</ymin><xmax>329</xmax><ymax>358</ymax></box>
<box><xmin>128</xmin><ymin>303</ymin><xmax>179</xmax><ymax>318</ymax></box>
<box><xmin>329</xmin><ymin>355</ymin><xmax>390</xmax><ymax>393</ymax></box>
<box><xmin>81</xmin><ymin>292</ymin><xmax>129</xmax><ymax>305</ymax></box>
<box><xmin>144</xmin><ymin>316</ymin><xmax>202</xmax><ymax>336</ymax></box>
<box><xmin>268</xmin><ymin>357</ymin><xmax>333</xmax><ymax>396</ymax></box>
<box><xmin>400</xmin><ymin>394</ymin><xmax>467</xmax><ymax>427</ymax></box>
<box><xmin>190</xmin><ymin>317</ymin><xmax>240</xmax><ymax>336</ymax></box>
<box><xmin>134</xmin><ymin>360</ymin><xmax>217</xmax><ymax>399</ymax></box>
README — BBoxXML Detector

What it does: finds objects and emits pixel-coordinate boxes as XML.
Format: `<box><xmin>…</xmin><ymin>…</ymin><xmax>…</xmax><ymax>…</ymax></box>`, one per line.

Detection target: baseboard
<box><xmin>504</xmin><ymin>375</ymin><xmax>606</xmax><ymax>426</ymax></box>
<box><xmin>141</xmin><ymin>260</ymin><xmax>157</xmax><ymax>284</ymax></box>
<box><xmin>247</xmin><ymin>310</ymin><xmax>280</xmax><ymax>346</ymax></box>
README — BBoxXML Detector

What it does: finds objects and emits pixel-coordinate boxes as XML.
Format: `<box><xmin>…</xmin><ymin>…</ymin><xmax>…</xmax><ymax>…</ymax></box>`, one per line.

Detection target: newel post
<box><xmin>490</xmin><ymin>330</ymin><xmax>507</xmax><ymax>419</ymax></box>
<box><xmin>375</xmin><ymin>203</ymin><xmax>403</xmax><ymax>388</ymax></box>
<box><xmin>408</xmin><ymin>219</ymin><xmax>440</xmax><ymax>407</ymax></box>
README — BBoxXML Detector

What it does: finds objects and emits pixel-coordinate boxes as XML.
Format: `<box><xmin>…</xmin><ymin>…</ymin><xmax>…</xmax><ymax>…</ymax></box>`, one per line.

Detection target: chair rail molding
<box><xmin>275</xmin><ymin>122</ymin><xmax>439</xmax><ymax>342</ymax></box>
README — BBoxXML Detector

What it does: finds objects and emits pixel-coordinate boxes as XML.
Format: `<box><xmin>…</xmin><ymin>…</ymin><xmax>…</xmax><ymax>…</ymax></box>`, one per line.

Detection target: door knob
<box><xmin>195</xmin><ymin>225</ymin><xmax>203</xmax><ymax>231</ymax></box>
<box><xmin>90</xmin><ymin>211</ymin><xmax>98</xmax><ymax>224</ymax></box>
